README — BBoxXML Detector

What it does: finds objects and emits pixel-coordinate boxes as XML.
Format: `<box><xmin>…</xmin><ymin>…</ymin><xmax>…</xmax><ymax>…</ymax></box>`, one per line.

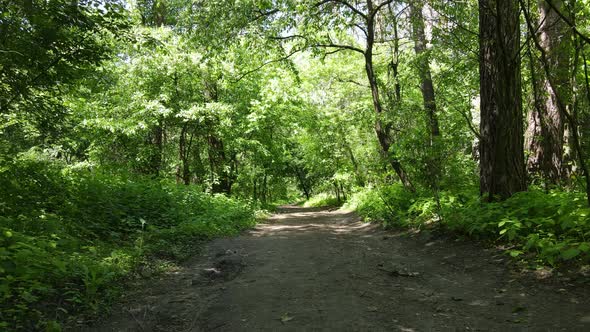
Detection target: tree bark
<box><xmin>365</xmin><ymin>0</ymin><xmax>414</xmax><ymax>191</ymax></box>
<box><xmin>521</xmin><ymin>0</ymin><xmax>590</xmax><ymax>205</ymax></box>
<box><xmin>410</xmin><ymin>0</ymin><xmax>440</xmax><ymax>143</ymax></box>
<box><xmin>525</xmin><ymin>0</ymin><xmax>571</xmax><ymax>184</ymax></box>
<box><xmin>478</xmin><ymin>0</ymin><xmax>527</xmax><ymax>200</ymax></box>
<box><xmin>149</xmin><ymin>117</ymin><xmax>164</xmax><ymax>178</ymax></box>
<box><xmin>208</xmin><ymin>134</ymin><xmax>232</xmax><ymax>194</ymax></box>
<box><xmin>177</xmin><ymin>121</ymin><xmax>191</xmax><ymax>185</ymax></box>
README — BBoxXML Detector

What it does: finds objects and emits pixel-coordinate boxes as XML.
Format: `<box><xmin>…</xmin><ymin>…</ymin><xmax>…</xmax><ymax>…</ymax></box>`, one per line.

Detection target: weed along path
<box><xmin>88</xmin><ymin>206</ymin><xmax>590</xmax><ymax>331</ymax></box>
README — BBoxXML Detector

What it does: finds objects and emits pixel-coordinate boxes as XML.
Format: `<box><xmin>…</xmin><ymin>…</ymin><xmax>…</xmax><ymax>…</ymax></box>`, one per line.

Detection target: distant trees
<box><xmin>2</xmin><ymin>0</ymin><xmax>590</xmax><ymax>204</ymax></box>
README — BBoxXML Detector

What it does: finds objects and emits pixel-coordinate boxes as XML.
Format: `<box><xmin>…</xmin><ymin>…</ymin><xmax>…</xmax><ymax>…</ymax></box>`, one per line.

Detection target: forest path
<box><xmin>87</xmin><ymin>206</ymin><xmax>590</xmax><ymax>331</ymax></box>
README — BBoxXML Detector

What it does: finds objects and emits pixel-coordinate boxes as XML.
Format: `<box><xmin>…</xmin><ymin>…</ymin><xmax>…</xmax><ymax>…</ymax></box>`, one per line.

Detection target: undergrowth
<box><xmin>0</xmin><ymin>154</ymin><xmax>255</xmax><ymax>331</ymax></box>
<box><xmin>302</xmin><ymin>193</ymin><xmax>342</xmax><ymax>208</ymax></box>
<box><xmin>346</xmin><ymin>184</ymin><xmax>590</xmax><ymax>267</ymax></box>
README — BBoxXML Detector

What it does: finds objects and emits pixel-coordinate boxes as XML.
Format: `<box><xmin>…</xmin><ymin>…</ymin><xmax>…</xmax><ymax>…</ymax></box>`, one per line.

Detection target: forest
<box><xmin>2</xmin><ymin>0</ymin><xmax>590</xmax><ymax>330</ymax></box>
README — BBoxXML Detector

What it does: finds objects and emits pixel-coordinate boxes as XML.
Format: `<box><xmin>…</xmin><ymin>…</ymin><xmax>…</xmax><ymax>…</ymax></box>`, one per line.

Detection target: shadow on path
<box><xmin>85</xmin><ymin>206</ymin><xmax>590</xmax><ymax>331</ymax></box>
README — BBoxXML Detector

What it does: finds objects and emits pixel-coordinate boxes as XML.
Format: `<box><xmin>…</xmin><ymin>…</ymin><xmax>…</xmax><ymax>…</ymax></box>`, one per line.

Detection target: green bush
<box><xmin>347</xmin><ymin>184</ymin><xmax>590</xmax><ymax>266</ymax></box>
<box><xmin>345</xmin><ymin>184</ymin><xmax>417</xmax><ymax>227</ymax></box>
<box><xmin>443</xmin><ymin>189</ymin><xmax>590</xmax><ymax>265</ymax></box>
<box><xmin>303</xmin><ymin>193</ymin><xmax>341</xmax><ymax>207</ymax></box>
<box><xmin>0</xmin><ymin>155</ymin><xmax>255</xmax><ymax>330</ymax></box>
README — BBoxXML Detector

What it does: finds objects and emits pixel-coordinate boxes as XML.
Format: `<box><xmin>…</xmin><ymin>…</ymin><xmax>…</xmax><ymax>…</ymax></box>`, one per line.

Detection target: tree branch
<box><xmin>370</xmin><ymin>0</ymin><xmax>395</xmax><ymax>20</ymax></box>
<box><xmin>315</xmin><ymin>0</ymin><xmax>368</xmax><ymax>20</ymax></box>
<box><xmin>544</xmin><ymin>0</ymin><xmax>590</xmax><ymax>45</ymax></box>
<box><xmin>251</xmin><ymin>9</ymin><xmax>279</xmax><ymax>22</ymax></box>
<box><xmin>312</xmin><ymin>43</ymin><xmax>365</xmax><ymax>54</ymax></box>
<box><xmin>267</xmin><ymin>34</ymin><xmax>308</xmax><ymax>41</ymax></box>
<box><xmin>232</xmin><ymin>47</ymin><xmax>301</xmax><ymax>83</ymax></box>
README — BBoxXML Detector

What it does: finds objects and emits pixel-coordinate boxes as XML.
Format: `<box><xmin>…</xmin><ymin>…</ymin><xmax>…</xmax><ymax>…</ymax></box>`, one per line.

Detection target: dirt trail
<box><xmin>86</xmin><ymin>206</ymin><xmax>590</xmax><ymax>331</ymax></box>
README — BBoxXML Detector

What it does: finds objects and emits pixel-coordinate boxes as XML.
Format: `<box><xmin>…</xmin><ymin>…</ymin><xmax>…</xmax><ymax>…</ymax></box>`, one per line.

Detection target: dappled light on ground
<box><xmin>252</xmin><ymin>209</ymin><xmax>376</xmax><ymax>237</ymax></box>
<box><xmin>89</xmin><ymin>207</ymin><xmax>590</xmax><ymax>331</ymax></box>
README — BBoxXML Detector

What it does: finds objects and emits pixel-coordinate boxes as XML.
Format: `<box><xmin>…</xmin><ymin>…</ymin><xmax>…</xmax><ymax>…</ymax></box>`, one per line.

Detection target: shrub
<box><xmin>0</xmin><ymin>155</ymin><xmax>255</xmax><ymax>330</ymax></box>
<box><xmin>303</xmin><ymin>193</ymin><xmax>341</xmax><ymax>207</ymax></box>
<box><xmin>347</xmin><ymin>183</ymin><xmax>590</xmax><ymax>266</ymax></box>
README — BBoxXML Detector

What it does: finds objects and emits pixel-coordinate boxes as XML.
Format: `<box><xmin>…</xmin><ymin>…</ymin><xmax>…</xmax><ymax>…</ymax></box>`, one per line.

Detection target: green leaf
<box><xmin>578</xmin><ymin>242</ymin><xmax>590</xmax><ymax>253</ymax></box>
<box><xmin>561</xmin><ymin>248</ymin><xmax>581</xmax><ymax>260</ymax></box>
<box><xmin>509</xmin><ymin>250</ymin><xmax>523</xmax><ymax>257</ymax></box>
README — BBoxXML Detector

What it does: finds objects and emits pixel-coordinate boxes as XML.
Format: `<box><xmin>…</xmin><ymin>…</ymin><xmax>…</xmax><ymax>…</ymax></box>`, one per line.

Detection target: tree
<box><xmin>478</xmin><ymin>0</ymin><xmax>527</xmax><ymax>200</ymax></box>
<box><xmin>524</xmin><ymin>0</ymin><xmax>572</xmax><ymax>184</ymax></box>
<box><xmin>300</xmin><ymin>0</ymin><xmax>414</xmax><ymax>190</ymax></box>
<box><xmin>409</xmin><ymin>0</ymin><xmax>440</xmax><ymax>143</ymax></box>
<box><xmin>0</xmin><ymin>0</ymin><xmax>128</xmax><ymax>153</ymax></box>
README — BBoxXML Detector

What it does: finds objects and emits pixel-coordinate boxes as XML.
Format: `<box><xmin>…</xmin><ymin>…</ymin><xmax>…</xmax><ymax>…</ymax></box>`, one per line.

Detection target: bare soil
<box><xmin>84</xmin><ymin>206</ymin><xmax>590</xmax><ymax>331</ymax></box>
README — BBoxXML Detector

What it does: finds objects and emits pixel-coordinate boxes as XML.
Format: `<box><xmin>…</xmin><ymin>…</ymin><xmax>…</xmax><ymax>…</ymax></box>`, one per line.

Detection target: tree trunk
<box><xmin>177</xmin><ymin>122</ymin><xmax>191</xmax><ymax>185</ymax></box>
<box><xmin>365</xmin><ymin>1</ymin><xmax>414</xmax><ymax>191</ymax></box>
<box><xmin>521</xmin><ymin>0</ymin><xmax>590</xmax><ymax>205</ymax></box>
<box><xmin>410</xmin><ymin>0</ymin><xmax>440</xmax><ymax>143</ymax></box>
<box><xmin>149</xmin><ymin>118</ymin><xmax>164</xmax><ymax>178</ymax></box>
<box><xmin>525</xmin><ymin>0</ymin><xmax>571</xmax><ymax>184</ymax></box>
<box><xmin>294</xmin><ymin>166</ymin><xmax>311</xmax><ymax>200</ymax></box>
<box><xmin>208</xmin><ymin>134</ymin><xmax>231</xmax><ymax>194</ymax></box>
<box><xmin>478</xmin><ymin>0</ymin><xmax>527</xmax><ymax>200</ymax></box>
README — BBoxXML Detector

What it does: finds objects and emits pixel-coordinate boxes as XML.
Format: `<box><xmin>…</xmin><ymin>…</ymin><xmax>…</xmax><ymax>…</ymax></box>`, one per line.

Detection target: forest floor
<box><xmin>84</xmin><ymin>206</ymin><xmax>590</xmax><ymax>331</ymax></box>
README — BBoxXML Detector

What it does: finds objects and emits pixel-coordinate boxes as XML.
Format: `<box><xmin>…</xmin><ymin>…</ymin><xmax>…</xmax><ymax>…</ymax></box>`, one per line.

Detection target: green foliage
<box><xmin>0</xmin><ymin>155</ymin><xmax>254</xmax><ymax>330</ymax></box>
<box><xmin>3</xmin><ymin>0</ymin><xmax>590</xmax><ymax>329</ymax></box>
<box><xmin>0</xmin><ymin>0</ymin><xmax>130</xmax><ymax>153</ymax></box>
<box><xmin>443</xmin><ymin>189</ymin><xmax>590</xmax><ymax>265</ymax></box>
<box><xmin>348</xmin><ymin>184</ymin><xmax>590</xmax><ymax>266</ymax></box>
<box><xmin>345</xmin><ymin>184</ymin><xmax>421</xmax><ymax>227</ymax></box>
<box><xmin>303</xmin><ymin>193</ymin><xmax>341</xmax><ymax>208</ymax></box>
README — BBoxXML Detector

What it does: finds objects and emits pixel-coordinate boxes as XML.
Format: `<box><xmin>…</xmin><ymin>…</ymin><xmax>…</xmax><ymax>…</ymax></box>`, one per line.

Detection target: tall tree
<box><xmin>478</xmin><ymin>0</ymin><xmax>527</xmax><ymax>200</ymax></box>
<box><xmin>525</xmin><ymin>0</ymin><xmax>572</xmax><ymax>184</ymax></box>
<box><xmin>309</xmin><ymin>0</ymin><xmax>414</xmax><ymax>190</ymax></box>
<box><xmin>409</xmin><ymin>0</ymin><xmax>440</xmax><ymax>143</ymax></box>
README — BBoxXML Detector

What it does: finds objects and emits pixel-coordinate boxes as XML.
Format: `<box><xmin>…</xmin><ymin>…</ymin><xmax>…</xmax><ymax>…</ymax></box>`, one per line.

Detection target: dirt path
<box><xmin>86</xmin><ymin>206</ymin><xmax>590</xmax><ymax>331</ymax></box>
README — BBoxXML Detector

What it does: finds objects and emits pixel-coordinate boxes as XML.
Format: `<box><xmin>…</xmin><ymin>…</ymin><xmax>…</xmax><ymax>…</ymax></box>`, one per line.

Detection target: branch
<box><xmin>544</xmin><ymin>0</ymin><xmax>590</xmax><ymax>45</ymax></box>
<box><xmin>430</xmin><ymin>9</ymin><xmax>479</xmax><ymax>37</ymax></box>
<box><xmin>267</xmin><ymin>34</ymin><xmax>307</xmax><ymax>41</ymax></box>
<box><xmin>315</xmin><ymin>0</ymin><xmax>367</xmax><ymax>20</ymax></box>
<box><xmin>370</xmin><ymin>0</ymin><xmax>395</xmax><ymax>20</ymax></box>
<box><xmin>251</xmin><ymin>9</ymin><xmax>279</xmax><ymax>22</ymax></box>
<box><xmin>335</xmin><ymin>77</ymin><xmax>369</xmax><ymax>88</ymax></box>
<box><xmin>395</xmin><ymin>4</ymin><xmax>410</xmax><ymax>18</ymax></box>
<box><xmin>231</xmin><ymin>47</ymin><xmax>301</xmax><ymax>83</ymax></box>
<box><xmin>0</xmin><ymin>49</ymin><xmax>24</xmax><ymax>56</ymax></box>
<box><xmin>354</xmin><ymin>23</ymin><xmax>368</xmax><ymax>37</ymax></box>
<box><xmin>312</xmin><ymin>43</ymin><xmax>365</xmax><ymax>54</ymax></box>
<box><xmin>458</xmin><ymin>107</ymin><xmax>481</xmax><ymax>139</ymax></box>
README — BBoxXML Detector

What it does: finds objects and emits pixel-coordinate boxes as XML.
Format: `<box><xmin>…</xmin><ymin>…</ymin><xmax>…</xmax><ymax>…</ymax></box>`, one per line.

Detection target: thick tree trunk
<box><xmin>478</xmin><ymin>0</ymin><xmax>527</xmax><ymax>200</ymax></box>
<box><xmin>525</xmin><ymin>0</ymin><xmax>571</xmax><ymax>184</ymax></box>
<box><xmin>521</xmin><ymin>0</ymin><xmax>590</xmax><ymax>205</ymax></box>
<box><xmin>410</xmin><ymin>0</ymin><xmax>440</xmax><ymax>143</ymax></box>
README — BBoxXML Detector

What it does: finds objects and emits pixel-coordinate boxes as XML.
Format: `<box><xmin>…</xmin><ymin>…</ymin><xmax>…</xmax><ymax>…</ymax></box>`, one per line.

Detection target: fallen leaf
<box><xmin>280</xmin><ymin>313</ymin><xmax>294</xmax><ymax>324</ymax></box>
